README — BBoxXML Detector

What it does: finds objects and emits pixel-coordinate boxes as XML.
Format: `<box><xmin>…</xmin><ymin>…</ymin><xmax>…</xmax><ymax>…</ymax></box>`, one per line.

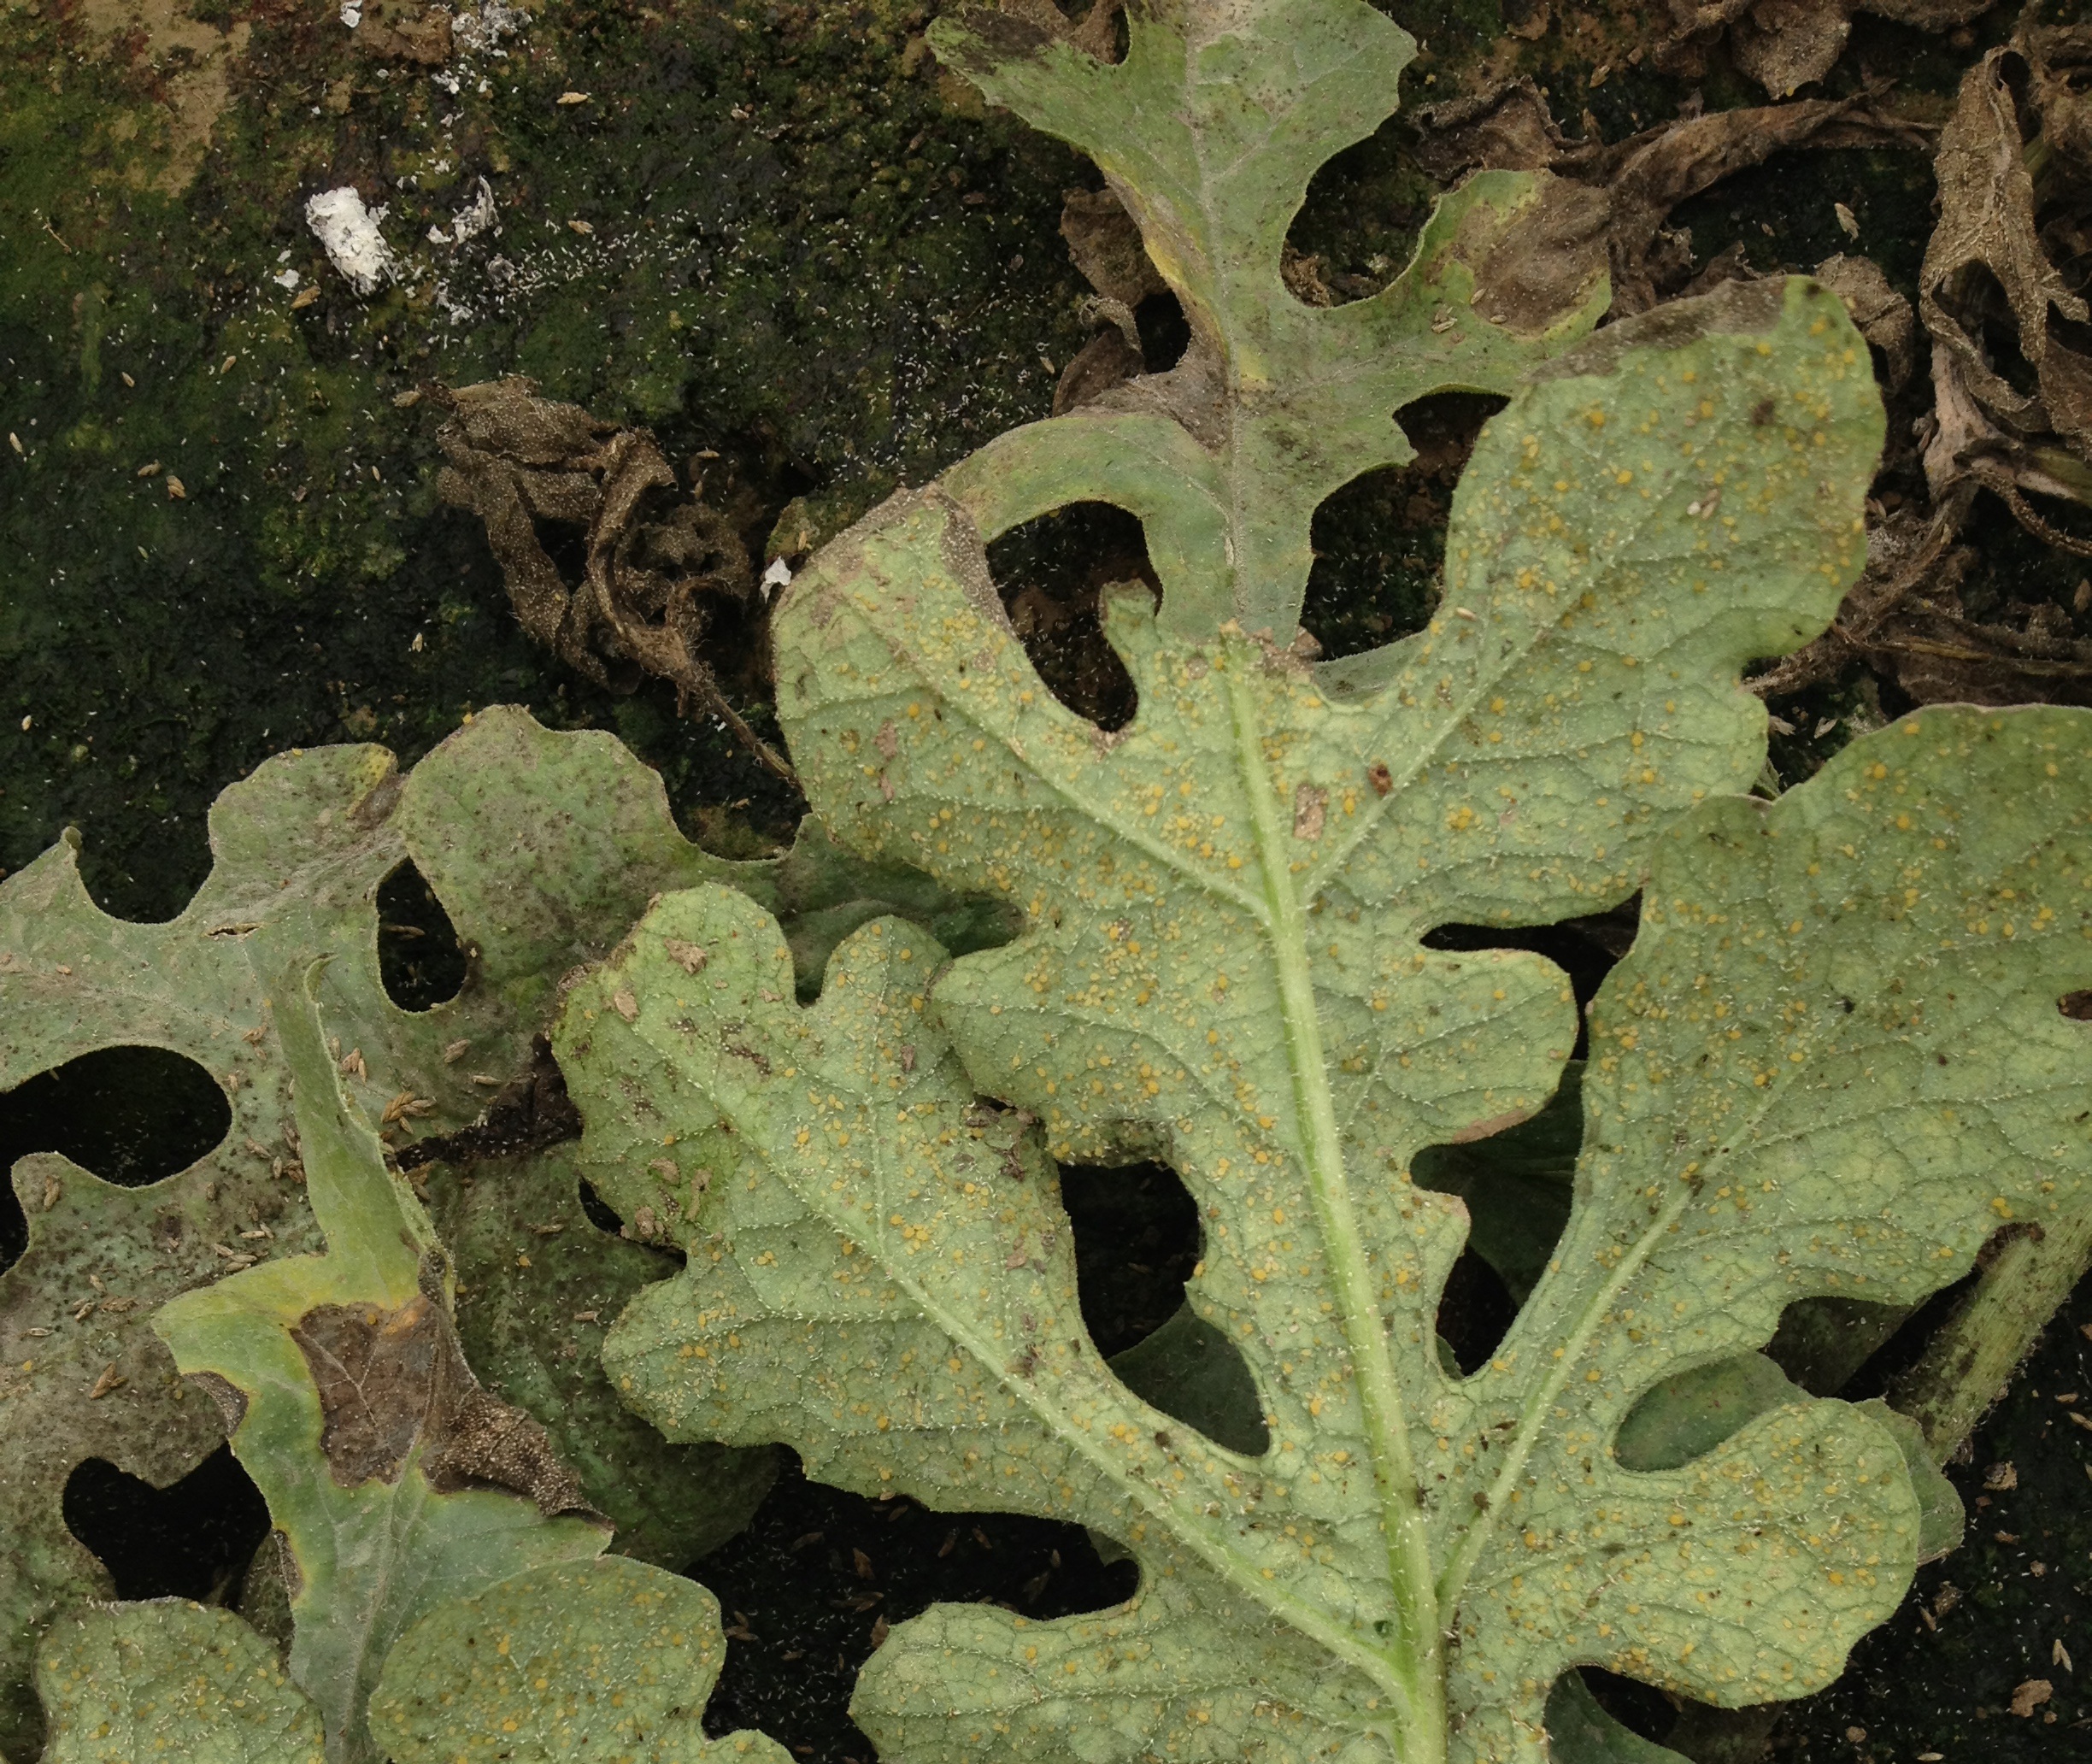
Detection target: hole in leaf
<box><xmin>1414</xmin><ymin>1066</ymin><xmax>1583</xmax><ymax>1355</ymax></box>
<box><xmin>376</xmin><ymin>860</ymin><xmax>470</xmax><ymax>1011</ymax></box>
<box><xmin>1282</xmin><ymin>106</ymin><xmax>1426</xmax><ymax>311</ymax></box>
<box><xmin>532</xmin><ymin>514</ymin><xmax>591</xmax><ymax>585</ymax></box>
<box><xmin>1422</xmin><ymin>902</ymin><xmax>1637</xmax><ymax>1061</ymax></box>
<box><xmin>62</xmin><ymin>1443</ymin><xmax>272</xmax><ymax>1604</ymax></box>
<box><xmin>696</xmin><ymin>1453</ymin><xmax>1137</xmax><ymax>1762</ymax></box>
<box><xmin>1059</xmin><ymin>1161</ymin><xmax>1200</xmax><ymax>1358</ymax></box>
<box><xmin>1300</xmin><ymin>393</ymin><xmax>1507</xmax><ymax>662</ymax></box>
<box><xmin>0</xmin><ymin>1046</ymin><xmax>232</xmax><ymax>1273</ymax></box>
<box><xmin>984</xmin><ymin>503</ymin><xmax>1156</xmax><ymax>731</ymax></box>
<box><xmin>1434</xmin><ymin>1245</ymin><xmax>1519</xmax><ymax>1375</ymax></box>
<box><xmin>577</xmin><ymin>1176</ymin><xmax>626</xmax><ymax>1235</ymax></box>
<box><xmin>1578</xmin><ymin>1666</ymin><xmax>1684</xmax><ymax>1750</ymax></box>
<box><xmin>1061</xmin><ymin>1160</ymin><xmax>1268</xmax><ymax>1454</ymax></box>
<box><xmin>73</xmin><ymin>826</ymin><xmax>215</xmax><ymax>927</ymax></box>
<box><xmin>1952</xmin><ymin>262</ymin><xmax>2041</xmax><ymax>400</ymax></box>
<box><xmin>1134</xmin><ymin>291</ymin><xmax>1189</xmax><ymax>372</ymax></box>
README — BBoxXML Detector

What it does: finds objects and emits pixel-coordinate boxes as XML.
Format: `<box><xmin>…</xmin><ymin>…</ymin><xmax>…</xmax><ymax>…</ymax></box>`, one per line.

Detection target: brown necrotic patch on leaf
<box><xmin>290</xmin><ymin>1291</ymin><xmax>587</xmax><ymax>1516</ymax></box>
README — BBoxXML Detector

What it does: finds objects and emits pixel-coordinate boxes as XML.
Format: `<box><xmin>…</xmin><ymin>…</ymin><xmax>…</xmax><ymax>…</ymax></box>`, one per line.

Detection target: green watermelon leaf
<box><xmin>32</xmin><ymin>1601</ymin><xmax>323</xmax><ymax>1764</ymax></box>
<box><xmin>367</xmin><ymin>1555</ymin><xmax>790</xmax><ymax>1764</ymax></box>
<box><xmin>153</xmin><ymin>964</ymin><xmax>614</xmax><ymax>1764</ymax></box>
<box><xmin>560</xmin><ymin>229</ymin><xmax>2092</xmax><ymax>1760</ymax></box>
<box><xmin>925</xmin><ymin>0</ymin><xmax>1608</xmax><ymax>640</ymax></box>
<box><xmin>0</xmin><ymin>707</ymin><xmax>984</xmax><ymax>1754</ymax></box>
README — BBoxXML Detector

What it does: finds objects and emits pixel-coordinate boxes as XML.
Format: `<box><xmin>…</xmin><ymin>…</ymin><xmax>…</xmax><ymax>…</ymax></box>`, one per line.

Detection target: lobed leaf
<box><xmin>154</xmin><ymin>968</ymin><xmax>610</xmax><ymax>1764</ymax></box>
<box><xmin>0</xmin><ymin>706</ymin><xmax>983</xmax><ymax>1751</ymax></box>
<box><xmin>367</xmin><ymin>1555</ymin><xmax>790</xmax><ymax>1764</ymax></box>
<box><xmin>33</xmin><ymin>1600</ymin><xmax>322</xmax><ymax>1764</ymax></box>
<box><xmin>421</xmin><ymin>1143</ymin><xmax>778</xmax><ymax>1570</ymax></box>
<box><xmin>926</xmin><ymin>0</ymin><xmax>1609</xmax><ymax>638</ymax></box>
<box><xmin>561</xmin><ymin>268</ymin><xmax>2092</xmax><ymax>1764</ymax></box>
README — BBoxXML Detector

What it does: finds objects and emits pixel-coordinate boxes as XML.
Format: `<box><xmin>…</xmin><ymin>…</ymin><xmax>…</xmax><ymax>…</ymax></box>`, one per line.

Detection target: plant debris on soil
<box><xmin>8</xmin><ymin>2</ymin><xmax>2092</xmax><ymax>1761</ymax></box>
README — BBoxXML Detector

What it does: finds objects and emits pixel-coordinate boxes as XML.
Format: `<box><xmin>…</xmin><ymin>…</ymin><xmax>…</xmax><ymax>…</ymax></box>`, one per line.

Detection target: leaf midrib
<box><xmin>702</xmin><ymin>992</ymin><xmax>1419</xmax><ymax>1724</ymax></box>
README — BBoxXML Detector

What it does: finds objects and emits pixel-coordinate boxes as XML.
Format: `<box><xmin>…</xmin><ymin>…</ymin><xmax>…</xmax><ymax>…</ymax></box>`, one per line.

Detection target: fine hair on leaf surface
<box><xmin>4</xmin><ymin>3</ymin><xmax>2091</xmax><ymax>1762</ymax></box>
<box><xmin>551</xmin><ymin>14</ymin><xmax>2092</xmax><ymax>1764</ymax></box>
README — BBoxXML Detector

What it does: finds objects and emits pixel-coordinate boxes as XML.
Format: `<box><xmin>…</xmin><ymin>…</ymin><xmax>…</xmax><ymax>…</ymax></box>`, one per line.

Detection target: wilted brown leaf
<box><xmin>1664</xmin><ymin>0</ymin><xmax>1995</xmax><ymax>97</ymax></box>
<box><xmin>435</xmin><ymin>378</ymin><xmax>789</xmax><ymax>777</ymax></box>
<box><xmin>1918</xmin><ymin>36</ymin><xmax>2092</xmax><ymax>554</ymax></box>
<box><xmin>1419</xmin><ymin>83</ymin><xmax>1929</xmax><ymax>316</ymax></box>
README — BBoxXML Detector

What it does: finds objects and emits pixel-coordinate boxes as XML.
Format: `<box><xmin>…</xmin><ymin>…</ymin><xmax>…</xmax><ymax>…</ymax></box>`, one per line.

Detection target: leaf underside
<box><xmin>6</xmin><ymin>7</ymin><xmax>2089</xmax><ymax>1764</ymax></box>
<box><xmin>562</xmin><ymin>237</ymin><xmax>2092</xmax><ymax>1761</ymax></box>
<box><xmin>0</xmin><ymin>707</ymin><xmax>984</xmax><ymax>1754</ymax></box>
<box><xmin>33</xmin><ymin>1600</ymin><xmax>324</xmax><ymax>1764</ymax></box>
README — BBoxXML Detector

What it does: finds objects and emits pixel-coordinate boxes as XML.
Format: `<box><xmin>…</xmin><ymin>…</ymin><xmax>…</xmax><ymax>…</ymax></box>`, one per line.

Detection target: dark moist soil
<box><xmin>9</xmin><ymin>1</ymin><xmax>2092</xmax><ymax>1760</ymax></box>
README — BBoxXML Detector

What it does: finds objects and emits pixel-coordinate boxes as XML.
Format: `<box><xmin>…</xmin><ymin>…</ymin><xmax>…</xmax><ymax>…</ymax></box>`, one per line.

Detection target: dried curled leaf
<box><xmin>1664</xmin><ymin>0</ymin><xmax>1994</xmax><ymax>97</ymax></box>
<box><xmin>435</xmin><ymin>379</ymin><xmax>790</xmax><ymax>774</ymax></box>
<box><xmin>1417</xmin><ymin>81</ymin><xmax>1928</xmax><ymax>319</ymax></box>
<box><xmin>1919</xmin><ymin>38</ymin><xmax>2092</xmax><ymax>552</ymax></box>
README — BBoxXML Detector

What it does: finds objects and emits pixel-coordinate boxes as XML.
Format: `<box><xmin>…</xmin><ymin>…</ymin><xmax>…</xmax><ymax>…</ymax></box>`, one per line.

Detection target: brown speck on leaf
<box><xmin>2010</xmin><ymin>1679</ymin><xmax>2053</xmax><ymax>1717</ymax></box>
<box><xmin>664</xmin><ymin>937</ymin><xmax>708</xmax><ymax>975</ymax></box>
<box><xmin>1292</xmin><ymin>783</ymin><xmax>1327</xmax><ymax>841</ymax></box>
<box><xmin>875</xmin><ymin>719</ymin><xmax>899</xmax><ymax>760</ymax></box>
<box><xmin>1367</xmin><ymin>761</ymin><xmax>1394</xmax><ymax>797</ymax></box>
<box><xmin>380</xmin><ymin>1091</ymin><xmax>435</xmax><ymax>1126</ymax></box>
<box><xmin>611</xmin><ymin>990</ymin><xmax>639</xmax><ymax>1023</ymax></box>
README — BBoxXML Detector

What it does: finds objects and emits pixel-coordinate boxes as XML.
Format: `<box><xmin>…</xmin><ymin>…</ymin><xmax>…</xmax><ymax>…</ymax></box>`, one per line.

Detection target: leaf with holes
<box><xmin>152</xmin><ymin>964</ymin><xmax>614</xmax><ymax>1764</ymax></box>
<box><xmin>926</xmin><ymin>0</ymin><xmax>1609</xmax><ymax>639</ymax></box>
<box><xmin>561</xmin><ymin>257</ymin><xmax>2092</xmax><ymax>1764</ymax></box>
<box><xmin>0</xmin><ymin>706</ymin><xmax>985</xmax><ymax>1755</ymax></box>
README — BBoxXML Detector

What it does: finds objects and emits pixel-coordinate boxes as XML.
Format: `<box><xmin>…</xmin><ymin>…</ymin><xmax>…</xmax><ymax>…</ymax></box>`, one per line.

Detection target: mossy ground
<box><xmin>4</xmin><ymin>3</ymin><xmax>2090</xmax><ymax>1761</ymax></box>
<box><xmin>2</xmin><ymin>0</ymin><xmax>1092</xmax><ymax>916</ymax></box>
